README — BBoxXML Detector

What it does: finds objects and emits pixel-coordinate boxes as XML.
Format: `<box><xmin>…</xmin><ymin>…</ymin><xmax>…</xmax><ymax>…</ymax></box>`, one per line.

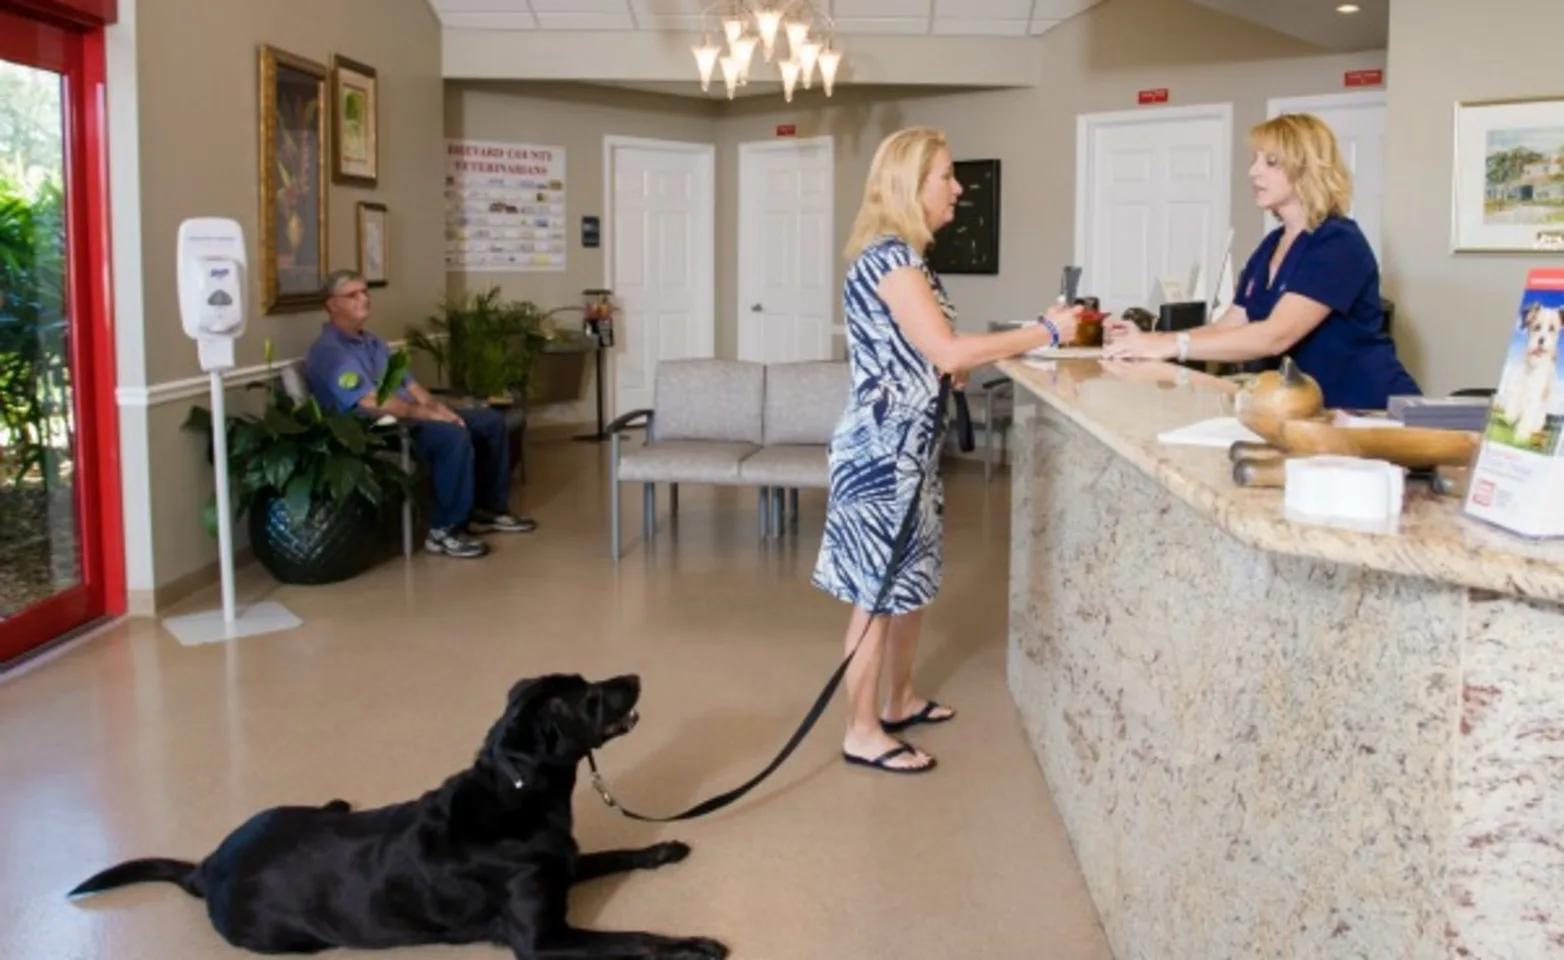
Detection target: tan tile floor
<box><xmin>0</xmin><ymin>440</ymin><xmax>1112</xmax><ymax>959</ymax></box>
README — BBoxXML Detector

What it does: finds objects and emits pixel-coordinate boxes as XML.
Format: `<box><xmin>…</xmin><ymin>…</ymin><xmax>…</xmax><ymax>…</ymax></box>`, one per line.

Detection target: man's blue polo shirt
<box><xmin>304</xmin><ymin>321</ymin><xmax>413</xmax><ymax>415</ymax></box>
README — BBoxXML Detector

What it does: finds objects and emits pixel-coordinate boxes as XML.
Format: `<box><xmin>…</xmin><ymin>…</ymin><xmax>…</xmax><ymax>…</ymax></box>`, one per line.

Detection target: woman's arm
<box><xmin>878</xmin><ymin>267</ymin><xmax>1080</xmax><ymax>374</ymax></box>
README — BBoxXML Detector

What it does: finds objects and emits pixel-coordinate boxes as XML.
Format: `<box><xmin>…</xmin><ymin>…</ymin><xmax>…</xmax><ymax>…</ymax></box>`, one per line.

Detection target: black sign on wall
<box><xmin>927</xmin><ymin>159</ymin><xmax>1000</xmax><ymax>275</ymax></box>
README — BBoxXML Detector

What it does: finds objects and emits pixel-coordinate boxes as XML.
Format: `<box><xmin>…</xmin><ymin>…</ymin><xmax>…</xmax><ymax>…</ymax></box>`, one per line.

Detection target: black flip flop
<box><xmin>880</xmin><ymin>700</ymin><xmax>955</xmax><ymax>734</ymax></box>
<box><xmin>842</xmin><ymin>741</ymin><xmax>936</xmax><ymax>774</ymax></box>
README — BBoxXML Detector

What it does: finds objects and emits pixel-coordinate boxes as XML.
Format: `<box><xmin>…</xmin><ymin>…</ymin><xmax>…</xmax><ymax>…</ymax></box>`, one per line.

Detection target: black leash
<box><xmin>584</xmin><ymin>377</ymin><xmax>974</xmax><ymax>822</ymax></box>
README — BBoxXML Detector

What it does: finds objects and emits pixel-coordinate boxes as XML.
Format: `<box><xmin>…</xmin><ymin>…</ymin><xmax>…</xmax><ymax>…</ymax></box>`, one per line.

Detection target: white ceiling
<box><xmin>426</xmin><ymin>0</ymin><xmax>1103</xmax><ymax>37</ymax></box>
<box><xmin>1186</xmin><ymin>0</ymin><xmax>1388</xmax><ymax>51</ymax></box>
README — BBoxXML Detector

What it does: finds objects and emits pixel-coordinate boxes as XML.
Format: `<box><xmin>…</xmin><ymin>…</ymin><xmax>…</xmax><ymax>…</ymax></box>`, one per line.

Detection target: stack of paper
<box><xmin>1155</xmin><ymin>417</ymin><xmax>1264</xmax><ymax>448</ymax></box>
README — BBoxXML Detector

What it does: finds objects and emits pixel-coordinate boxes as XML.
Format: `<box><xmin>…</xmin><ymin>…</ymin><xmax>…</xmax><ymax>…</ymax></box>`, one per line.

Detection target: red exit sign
<box><xmin>776</xmin><ymin>124</ymin><xmax>796</xmax><ymax>136</ymax></box>
<box><xmin>1137</xmin><ymin>88</ymin><xmax>1169</xmax><ymax>105</ymax></box>
<box><xmin>1345</xmin><ymin>69</ymin><xmax>1383</xmax><ymax>87</ymax></box>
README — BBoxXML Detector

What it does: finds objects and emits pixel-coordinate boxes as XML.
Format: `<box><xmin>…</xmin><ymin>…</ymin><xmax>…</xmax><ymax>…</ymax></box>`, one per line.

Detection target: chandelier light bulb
<box><xmin>755</xmin><ymin>8</ymin><xmax>784</xmax><ymax>61</ymax></box>
<box><xmin>730</xmin><ymin>34</ymin><xmax>758</xmax><ymax>85</ymax></box>
<box><xmin>817</xmin><ymin>46</ymin><xmax>840</xmax><ymax>97</ymax></box>
<box><xmin>780</xmin><ymin>58</ymin><xmax>801</xmax><ymax>103</ymax></box>
<box><xmin>785</xmin><ymin>20</ymin><xmax>810</xmax><ymax>53</ymax></box>
<box><xmin>796</xmin><ymin>39</ymin><xmax>820</xmax><ymax>89</ymax></box>
<box><xmin>719</xmin><ymin>55</ymin><xmax>740</xmax><ymax>100</ymax></box>
<box><xmin>692</xmin><ymin>40</ymin><xmax>720</xmax><ymax>93</ymax></box>
<box><xmin>723</xmin><ymin>16</ymin><xmax>745</xmax><ymax>45</ymax></box>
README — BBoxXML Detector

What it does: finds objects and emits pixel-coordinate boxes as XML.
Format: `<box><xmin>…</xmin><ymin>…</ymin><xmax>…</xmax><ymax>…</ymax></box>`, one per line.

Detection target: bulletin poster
<box><xmin>444</xmin><ymin>138</ymin><xmax>567</xmax><ymax>272</ymax></box>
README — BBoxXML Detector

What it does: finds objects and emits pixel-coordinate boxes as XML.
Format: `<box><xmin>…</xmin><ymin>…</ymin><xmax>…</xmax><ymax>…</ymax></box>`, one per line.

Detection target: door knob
<box><xmin>751</xmin><ymin>303</ymin><xmax>763</xmax><ymax>312</ymax></box>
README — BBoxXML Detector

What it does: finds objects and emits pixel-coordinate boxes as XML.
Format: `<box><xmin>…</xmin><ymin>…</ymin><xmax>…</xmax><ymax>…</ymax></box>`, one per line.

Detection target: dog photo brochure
<box><xmin>1464</xmin><ymin>267</ymin><xmax>1564</xmax><ymax>538</ymax></box>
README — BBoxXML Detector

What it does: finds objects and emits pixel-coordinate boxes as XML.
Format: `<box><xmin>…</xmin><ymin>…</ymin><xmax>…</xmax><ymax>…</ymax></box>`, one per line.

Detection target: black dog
<box><xmin>67</xmin><ymin>673</ymin><xmax>729</xmax><ymax>959</ymax></box>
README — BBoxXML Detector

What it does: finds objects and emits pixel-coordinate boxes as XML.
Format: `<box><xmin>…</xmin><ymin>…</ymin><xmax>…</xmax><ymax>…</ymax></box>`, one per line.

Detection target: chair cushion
<box><xmin>763</xmin><ymin>361</ymin><xmax>849</xmax><ymax>445</ymax></box>
<box><xmin>616</xmin><ymin>441</ymin><xmax>760</xmax><ymax>484</ymax></box>
<box><xmin>653</xmin><ymin>359</ymin><xmax>765</xmax><ymax>444</ymax></box>
<box><xmin>736</xmin><ymin>444</ymin><xmax>829</xmax><ymax>488</ymax></box>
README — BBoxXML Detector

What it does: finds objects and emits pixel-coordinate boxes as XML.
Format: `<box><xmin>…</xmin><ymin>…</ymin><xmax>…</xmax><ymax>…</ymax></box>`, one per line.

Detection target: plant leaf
<box><xmin>283</xmin><ymin>474</ymin><xmax>313</xmax><ymax>523</ymax></box>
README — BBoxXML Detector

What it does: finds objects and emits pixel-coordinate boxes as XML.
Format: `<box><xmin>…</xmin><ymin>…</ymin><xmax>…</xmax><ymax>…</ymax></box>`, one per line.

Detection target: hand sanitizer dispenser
<box><xmin>177</xmin><ymin>217</ymin><xmax>247</xmax><ymax>371</ymax></box>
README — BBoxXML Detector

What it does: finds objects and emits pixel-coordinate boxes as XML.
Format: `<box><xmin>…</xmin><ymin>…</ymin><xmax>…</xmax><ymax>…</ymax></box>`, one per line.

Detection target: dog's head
<box><xmin>482</xmin><ymin>673</ymin><xmax>641</xmax><ymax>789</ymax></box>
<box><xmin>1522</xmin><ymin>303</ymin><xmax>1562</xmax><ymax>363</ymax></box>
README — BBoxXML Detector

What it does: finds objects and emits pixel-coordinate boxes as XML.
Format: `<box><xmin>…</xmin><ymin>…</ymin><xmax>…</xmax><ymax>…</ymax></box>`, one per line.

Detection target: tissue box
<box><xmin>1283</xmin><ymin>456</ymin><xmax>1406</xmax><ymax>535</ymax></box>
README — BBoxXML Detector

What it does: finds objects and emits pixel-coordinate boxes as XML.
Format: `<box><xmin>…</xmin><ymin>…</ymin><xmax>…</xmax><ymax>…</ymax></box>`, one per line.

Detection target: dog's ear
<box><xmin>1522</xmin><ymin>302</ymin><xmax>1540</xmax><ymax>329</ymax></box>
<box><xmin>484</xmin><ymin>676</ymin><xmax>575</xmax><ymax>790</ymax></box>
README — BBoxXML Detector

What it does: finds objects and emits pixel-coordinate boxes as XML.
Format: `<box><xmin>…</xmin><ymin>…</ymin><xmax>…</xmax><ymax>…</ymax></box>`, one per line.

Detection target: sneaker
<box><xmin>469</xmin><ymin>510</ymin><xmax>538</xmax><ymax>534</ymax></box>
<box><xmin>425</xmin><ymin>527</ymin><xmax>488</xmax><ymax>558</ymax></box>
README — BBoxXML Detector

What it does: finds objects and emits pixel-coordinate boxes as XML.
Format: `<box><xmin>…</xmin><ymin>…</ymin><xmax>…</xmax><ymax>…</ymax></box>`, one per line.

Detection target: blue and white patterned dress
<box><xmin>812</xmin><ymin>234</ymin><xmax>955</xmax><ymax>615</ymax></box>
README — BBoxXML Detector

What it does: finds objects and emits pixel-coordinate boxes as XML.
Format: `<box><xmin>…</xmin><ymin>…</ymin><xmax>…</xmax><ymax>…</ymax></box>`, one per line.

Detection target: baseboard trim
<box><xmin>127</xmin><ymin>547</ymin><xmax>258</xmax><ymax>617</ymax></box>
<box><xmin>528</xmin><ymin>421</ymin><xmax>596</xmax><ymax>442</ymax></box>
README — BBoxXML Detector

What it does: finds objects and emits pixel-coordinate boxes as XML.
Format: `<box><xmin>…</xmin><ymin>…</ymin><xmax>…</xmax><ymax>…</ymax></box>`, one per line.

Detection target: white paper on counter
<box><xmin>1023</xmin><ymin>346</ymin><xmax>1108</xmax><ymax>359</ymax></box>
<box><xmin>1156</xmin><ymin>416</ymin><xmax>1264</xmax><ymax>448</ymax></box>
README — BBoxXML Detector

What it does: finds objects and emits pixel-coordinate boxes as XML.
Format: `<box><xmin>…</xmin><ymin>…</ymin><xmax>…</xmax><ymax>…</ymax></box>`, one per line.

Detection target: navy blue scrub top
<box><xmin>1234</xmin><ymin>215</ymin><xmax>1421</xmax><ymax>410</ymax></box>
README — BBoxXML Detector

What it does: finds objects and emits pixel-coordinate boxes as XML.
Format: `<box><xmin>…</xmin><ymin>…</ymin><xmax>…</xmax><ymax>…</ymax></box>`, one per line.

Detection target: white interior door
<box><xmin>605</xmin><ymin>137</ymin><xmax>716</xmax><ymax>416</ymax></box>
<box><xmin>1075</xmin><ymin>104</ymin><xmax>1233</xmax><ymax>315</ymax></box>
<box><xmin>1265</xmin><ymin>91</ymin><xmax>1387</xmax><ymax>262</ymax></box>
<box><xmin>737</xmin><ymin>137</ymin><xmax>834</xmax><ymax>363</ymax></box>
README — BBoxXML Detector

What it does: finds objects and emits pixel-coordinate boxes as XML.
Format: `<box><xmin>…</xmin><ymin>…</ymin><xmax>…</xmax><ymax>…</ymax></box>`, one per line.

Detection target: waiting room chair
<box><xmin>605</xmin><ymin>358</ymin><xmax>766</xmax><ymax>560</ymax></box>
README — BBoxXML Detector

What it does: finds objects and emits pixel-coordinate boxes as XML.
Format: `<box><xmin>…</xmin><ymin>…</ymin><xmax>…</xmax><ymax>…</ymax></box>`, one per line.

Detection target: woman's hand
<box><xmin>1041</xmin><ymin>302</ymin><xmax>1082</xmax><ymax>346</ymax></box>
<box><xmin>1102</xmin><ymin>327</ymin><xmax>1177</xmax><ymax>361</ymax></box>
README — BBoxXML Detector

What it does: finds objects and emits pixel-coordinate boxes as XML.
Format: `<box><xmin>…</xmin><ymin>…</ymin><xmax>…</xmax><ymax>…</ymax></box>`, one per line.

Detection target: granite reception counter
<box><xmin>995</xmin><ymin>357</ymin><xmax>1563</xmax><ymax>960</ymax></box>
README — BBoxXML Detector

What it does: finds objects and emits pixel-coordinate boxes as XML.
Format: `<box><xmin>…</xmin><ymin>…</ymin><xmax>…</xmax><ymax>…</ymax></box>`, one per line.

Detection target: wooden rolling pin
<box><xmin>1275</xmin><ymin>420</ymin><xmax>1479</xmax><ymax>467</ymax></box>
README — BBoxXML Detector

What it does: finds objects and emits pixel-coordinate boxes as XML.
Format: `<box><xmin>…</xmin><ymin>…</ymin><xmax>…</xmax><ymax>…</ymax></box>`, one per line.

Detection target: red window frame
<box><xmin>0</xmin><ymin>1</ymin><xmax>123</xmax><ymax>664</ymax></box>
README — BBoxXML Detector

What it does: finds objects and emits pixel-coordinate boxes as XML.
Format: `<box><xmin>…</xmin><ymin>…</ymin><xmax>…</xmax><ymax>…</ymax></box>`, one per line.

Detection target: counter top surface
<box><xmin>995</xmin><ymin>356</ymin><xmax>1564</xmax><ymax>603</ymax></box>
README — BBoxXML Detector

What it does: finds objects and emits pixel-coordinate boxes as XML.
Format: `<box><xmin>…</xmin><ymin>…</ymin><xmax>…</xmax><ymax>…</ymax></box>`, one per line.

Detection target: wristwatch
<box><xmin>1175</xmin><ymin>331</ymin><xmax>1191</xmax><ymax>362</ymax></box>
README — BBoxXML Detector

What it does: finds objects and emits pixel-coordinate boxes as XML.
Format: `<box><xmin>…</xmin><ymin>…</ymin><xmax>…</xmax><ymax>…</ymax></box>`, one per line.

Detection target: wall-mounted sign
<box><xmin>776</xmin><ymin>124</ymin><xmax>796</xmax><ymax>136</ymax></box>
<box><xmin>1345</xmin><ymin>69</ymin><xmax>1384</xmax><ymax>87</ymax></box>
<box><xmin>1138</xmin><ymin>88</ymin><xmax>1169</xmax><ymax>105</ymax></box>
<box><xmin>582</xmin><ymin>215</ymin><xmax>600</xmax><ymax>249</ymax></box>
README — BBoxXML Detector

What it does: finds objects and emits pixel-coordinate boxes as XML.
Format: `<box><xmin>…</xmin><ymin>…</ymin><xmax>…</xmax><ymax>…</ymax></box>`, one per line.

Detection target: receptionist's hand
<box><xmin>1102</xmin><ymin>328</ymin><xmax>1177</xmax><ymax>361</ymax></box>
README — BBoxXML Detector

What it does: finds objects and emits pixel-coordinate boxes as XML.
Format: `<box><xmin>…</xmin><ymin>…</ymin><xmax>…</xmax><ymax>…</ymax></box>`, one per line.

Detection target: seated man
<box><xmin>304</xmin><ymin>269</ymin><xmax>535</xmax><ymax>559</ymax></box>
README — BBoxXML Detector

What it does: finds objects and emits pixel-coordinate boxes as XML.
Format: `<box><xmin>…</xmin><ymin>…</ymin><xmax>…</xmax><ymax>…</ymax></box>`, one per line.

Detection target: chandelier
<box><xmin>691</xmin><ymin>1</ymin><xmax>842</xmax><ymax>102</ymax></box>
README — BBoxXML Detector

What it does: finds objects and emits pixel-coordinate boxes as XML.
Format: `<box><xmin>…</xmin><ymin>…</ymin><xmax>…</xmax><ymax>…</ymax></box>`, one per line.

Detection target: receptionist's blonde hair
<box><xmin>845</xmin><ymin>126</ymin><xmax>949</xmax><ymax>260</ymax></box>
<box><xmin>1249</xmin><ymin>113</ymin><xmax>1354</xmax><ymax>229</ymax></box>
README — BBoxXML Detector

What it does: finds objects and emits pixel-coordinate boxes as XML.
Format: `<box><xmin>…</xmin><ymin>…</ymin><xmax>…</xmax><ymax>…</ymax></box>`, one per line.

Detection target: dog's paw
<box><xmin>665</xmin><ymin>936</ymin><xmax>728</xmax><ymax>959</ymax></box>
<box><xmin>648</xmin><ymin>841</ymin><xmax>691</xmax><ymax>867</ymax></box>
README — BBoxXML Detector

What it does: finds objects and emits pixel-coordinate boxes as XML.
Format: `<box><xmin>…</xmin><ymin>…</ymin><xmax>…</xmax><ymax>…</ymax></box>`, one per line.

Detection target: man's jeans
<box><xmin>409</xmin><ymin>406</ymin><xmax>511</xmax><ymax>530</ymax></box>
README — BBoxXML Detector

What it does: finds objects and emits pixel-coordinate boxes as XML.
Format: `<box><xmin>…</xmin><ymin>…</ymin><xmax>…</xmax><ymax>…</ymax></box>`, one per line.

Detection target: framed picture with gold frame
<box><xmin>356</xmin><ymin>201</ymin><xmax>388</xmax><ymax>287</ymax></box>
<box><xmin>331</xmin><ymin>54</ymin><xmax>378</xmax><ymax>187</ymax></box>
<box><xmin>258</xmin><ymin>44</ymin><xmax>329</xmax><ymax>313</ymax></box>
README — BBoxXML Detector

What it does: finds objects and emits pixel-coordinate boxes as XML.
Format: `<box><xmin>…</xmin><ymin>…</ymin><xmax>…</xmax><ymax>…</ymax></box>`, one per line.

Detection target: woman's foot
<box><xmin>879</xmin><ymin>698</ymin><xmax>956</xmax><ymax>733</ymax></box>
<box><xmin>842</xmin><ymin>730</ymin><xmax>935</xmax><ymax>773</ymax></box>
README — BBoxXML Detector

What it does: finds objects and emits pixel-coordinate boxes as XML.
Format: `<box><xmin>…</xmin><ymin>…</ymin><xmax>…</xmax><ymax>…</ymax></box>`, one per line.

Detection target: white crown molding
<box><xmin>116</xmin><ymin>339</ymin><xmax>415</xmax><ymax>409</ymax></box>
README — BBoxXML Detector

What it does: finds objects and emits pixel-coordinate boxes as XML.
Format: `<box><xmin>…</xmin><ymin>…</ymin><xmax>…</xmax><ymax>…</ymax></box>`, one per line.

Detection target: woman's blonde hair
<box><xmin>844</xmin><ymin>126</ymin><xmax>949</xmax><ymax>260</ymax></box>
<box><xmin>1249</xmin><ymin>113</ymin><xmax>1353</xmax><ymax>229</ymax></box>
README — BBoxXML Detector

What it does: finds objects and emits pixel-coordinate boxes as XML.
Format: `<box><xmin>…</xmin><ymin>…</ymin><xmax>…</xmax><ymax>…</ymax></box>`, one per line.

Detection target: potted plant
<box><xmin>181</xmin><ymin>345</ymin><xmax>417</xmax><ymax>586</ymax></box>
<box><xmin>406</xmin><ymin>287</ymin><xmax>566</xmax><ymax>405</ymax></box>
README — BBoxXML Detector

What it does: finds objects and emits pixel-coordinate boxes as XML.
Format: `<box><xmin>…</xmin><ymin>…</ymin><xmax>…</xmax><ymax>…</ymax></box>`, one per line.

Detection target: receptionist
<box><xmin>1103</xmin><ymin>113</ymin><xmax>1421</xmax><ymax>411</ymax></box>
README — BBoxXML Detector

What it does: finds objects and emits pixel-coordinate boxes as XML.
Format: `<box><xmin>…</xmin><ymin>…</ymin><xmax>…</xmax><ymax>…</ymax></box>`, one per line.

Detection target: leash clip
<box><xmin>589</xmin><ymin>768</ymin><xmax>619</xmax><ymax>809</ymax></box>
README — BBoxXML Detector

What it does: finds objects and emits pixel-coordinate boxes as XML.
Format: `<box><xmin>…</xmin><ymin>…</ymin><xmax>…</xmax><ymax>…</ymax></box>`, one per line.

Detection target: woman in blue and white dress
<box><xmin>813</xmin><ymin>127</ymin><xmax>1083</xmax><ymax>774</ymax></box>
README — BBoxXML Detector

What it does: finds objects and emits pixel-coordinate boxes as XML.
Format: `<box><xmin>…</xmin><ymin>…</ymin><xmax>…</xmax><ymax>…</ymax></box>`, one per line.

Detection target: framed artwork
<box><xmin>258</xmin><ymin>44</ymin><xmax>329</xmax><ymax>313</ymax></box>
<box><xmin>356</xmin><ymin>201</ymin><xmax>388</xmax><ymax>287</ymax></box>
<box><xmin>331</xmin><ymin>54</ymin><xmax>378</xmax><ymax>187</ymax></box>
<box><xmin>927</xmin><ymin>159</ymin><xmax>1001</xmax><ymax>275</ymax></box>
<box><xmin>1452</xmin><ymin>95</ymin><xmax>1564</xmax><ymax>253</ymax></box>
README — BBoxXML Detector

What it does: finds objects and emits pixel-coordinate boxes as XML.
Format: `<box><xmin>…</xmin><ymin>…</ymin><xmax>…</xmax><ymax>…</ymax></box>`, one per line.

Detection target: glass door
<box><xmin>0</xmin><ymin>7</ymin><xmax>118</xmax><ymax>664</ymax></box>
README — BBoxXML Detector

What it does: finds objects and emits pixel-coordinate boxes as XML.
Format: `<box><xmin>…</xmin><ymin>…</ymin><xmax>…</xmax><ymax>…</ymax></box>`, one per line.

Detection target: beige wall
<box><xmin>445</xmin><ymin>0</ymin><xmax>1386</xmax><ymax>405</ymax></box>
<box><xmin>125</xmin><ymin>0</ymin><xmax>443</xmax><ymax>600</ymax></box>
<box><xmin>442</xmin><ymin>82</ymin><xmax>721</xmax><ymax>425</ymax></box>
<box><xmin>720</xmin><ymin>0</ymin><xmax>1386</xmax><ymax>342</ymax></box>
<box><xmin>1382</xmin><ymin>0</ymin><xmax>1562</xmax><ymax>396</ymax></box>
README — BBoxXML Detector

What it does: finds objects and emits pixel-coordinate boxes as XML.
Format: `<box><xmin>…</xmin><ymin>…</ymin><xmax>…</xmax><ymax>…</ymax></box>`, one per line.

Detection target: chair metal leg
<box><xmin>400</xmin><ymin>434</ymin><xmax>414</xmax><ymax>558</ymax></box>
<box><xmin>984</xmin><ymin>392</ymin><xmax>995</xmax><ymax>482</ymax></box>
<box><xmin>788</xmin><ymin>488</ymin><xmax>799</xmax><ymax>527</ymax></box>
<box><xmin>610</xmin><ymin>434</ymin><xmax>621</xmax><ymax>560</ymax></box>
<box><xmin>758</xmin><ymin>487</ymin><xmax>769</xmax><ymax>538</ymax></box>
<box><xmin>771</xmin><ymin>488</ymin><xmax>784</xmax><ymax>539</ymax></box>
<box><xmin>643</xmin><ymin>483</ymin><xmax>655</xmax><ymax>540</ymax></box>
<box><xmin>670</xmin><ymin>483</ymin><xmax>679</xmax><ymax>515</ymax></box>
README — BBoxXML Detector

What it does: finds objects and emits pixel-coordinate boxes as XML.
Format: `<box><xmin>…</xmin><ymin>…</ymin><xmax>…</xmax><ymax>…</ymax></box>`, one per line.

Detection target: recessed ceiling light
<box><xmin>1337</xmin><ymin>3</ymin><xmax>1361</xmax><ymax>11</ymax></box>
